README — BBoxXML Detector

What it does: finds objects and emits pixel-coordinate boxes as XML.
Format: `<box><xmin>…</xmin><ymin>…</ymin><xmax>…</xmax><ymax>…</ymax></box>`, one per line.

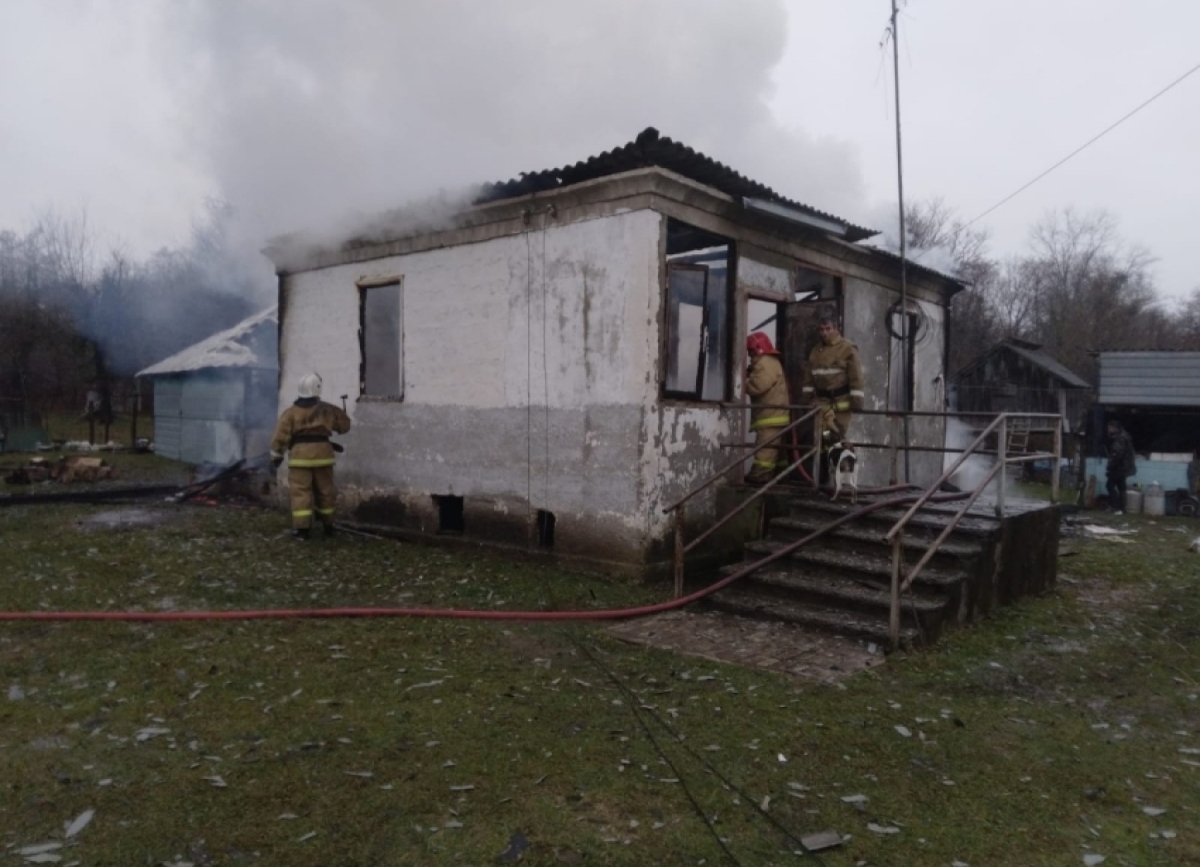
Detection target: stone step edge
<box><xmin>743</xmin><ymin>541</ymin><xmax>968</xmax><ymax>587</ymax></box>
<box><xmin>767</xmin><ymin>516</ymin><xmax>982</xmax><ymax>558</ymax></box>
<box><xmin>718</xmin><ymin>566</ymin><xmax>947</xmax><ymax>613</ymax></box>
<box><xmin>707</xmin><ymin>590</ymin><xmax>921</xmax><ymax>645</ymax></box>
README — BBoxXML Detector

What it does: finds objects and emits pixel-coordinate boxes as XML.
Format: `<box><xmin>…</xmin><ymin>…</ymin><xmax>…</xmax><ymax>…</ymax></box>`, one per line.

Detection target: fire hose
<box><xmin>0</xmin><ymin>491</ymin><xmax>968</xmax><ymax>623</ymax></box>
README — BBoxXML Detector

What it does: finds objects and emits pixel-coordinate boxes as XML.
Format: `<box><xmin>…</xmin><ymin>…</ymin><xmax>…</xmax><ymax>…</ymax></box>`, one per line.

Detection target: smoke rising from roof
<box><xmin>167</xmin><ymin>0</ymin><xmax>868</xmax><ymax>270</ymax></box>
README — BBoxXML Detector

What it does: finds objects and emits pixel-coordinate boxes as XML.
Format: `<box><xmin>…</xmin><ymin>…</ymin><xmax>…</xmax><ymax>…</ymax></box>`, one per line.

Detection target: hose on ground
<box><xmin>0</xmin><ymin>491</ymin><xmax>968</xmax><ymax>623</ymax></box>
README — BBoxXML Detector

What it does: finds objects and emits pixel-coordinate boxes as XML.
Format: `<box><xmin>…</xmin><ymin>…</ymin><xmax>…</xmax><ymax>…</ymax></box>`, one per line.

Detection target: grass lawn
<box><xmin>1</xmin><ymin>467</ymin><xmax>1198</xmax><ymax>865</ymax></box>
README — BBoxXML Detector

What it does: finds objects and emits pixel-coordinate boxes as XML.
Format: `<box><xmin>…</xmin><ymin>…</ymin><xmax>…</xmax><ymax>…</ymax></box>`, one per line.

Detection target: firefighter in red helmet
<box><xmin>745</xmin><ymin>332</ymin><xmax>790</xmax><ymax>484</ymax></box>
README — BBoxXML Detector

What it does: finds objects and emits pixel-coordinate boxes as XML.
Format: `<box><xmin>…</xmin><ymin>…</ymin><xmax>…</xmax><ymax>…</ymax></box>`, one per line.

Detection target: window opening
<box><xmin>359</xmin><ymin>278</ymin><xmax>403</xmax><ymax>398</ymax></box>
<box><xmin>664</xmin><ymin>219</ymin><xmax>732</xmax><ymax>401</ymax></box>
<box><xmin>433</xmin><ymin>494</ymin><xmax>464</xmax><ymax>534</ymax></box>
<box><xmin>887</xmin><ymin>303</ymin><xmax>922</xmax><ymax>412</ymax></box>
<box><xmin>536</xmin><ymin>509</ymin><xmax>556</xmax><ymax>549</ymax></box>
<box><xmin>795</xmin><ymin>266</ymin><xmax>841</xmax><ymax>303</ymax></box>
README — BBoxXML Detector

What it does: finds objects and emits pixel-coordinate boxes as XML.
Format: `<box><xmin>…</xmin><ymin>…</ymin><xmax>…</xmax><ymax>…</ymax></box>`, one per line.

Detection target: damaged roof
<box><xmin>137</xmin><ymin>306</ymin><xmax>278</xmax><ymax>377</ymax></box>
<box><xmin>476</xmin><ymin>127</ymin><xmax>878</xmax><ymax>243</ymax></box>
<box><xmin>956</xmin><ymin>337</ymin><xmax>1090</xmax><ymax>389</ymax></box>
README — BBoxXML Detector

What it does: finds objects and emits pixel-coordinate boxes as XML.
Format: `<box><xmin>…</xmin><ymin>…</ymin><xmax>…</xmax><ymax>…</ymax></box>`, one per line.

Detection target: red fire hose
<box><xmin>0</xmin><ymin>492</ymin><xmax>965</xmax><ymax>624</ymax></box>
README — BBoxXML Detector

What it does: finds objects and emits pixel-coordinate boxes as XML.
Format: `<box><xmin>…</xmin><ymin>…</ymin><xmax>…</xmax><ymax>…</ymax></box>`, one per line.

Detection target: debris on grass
<box><xmin>296</xmin><ymin>831</ymin><xmax>317</xmax><ymax>843</ymax></box>
<box><xmin>135</xmin><ymin>727</ymin><xmax>170</xmax><ymax>742</ymax></box>
<box><xmin>894</xmin><ymin>725</ymin><xmax>912</xmax><ymax>738</ymax></box>
<box><xmin>17</xmin><ymin>844</ymin><xmax>64</xmax><ymax>857</ymax></box>
<box><xmin>1082</xmin><ymin>855</ymin><xmax>1106</xmax><ymax>865</ymax></box>
<box><xmin>798</xmin><ymin>830</ymin><xmax>843</xmax><ymax>852</ymax></box>
<box><xmin>1141</xmin><ymin>806</ymin><xmax>1166</xmax><ymax>816</ymax></box>
<box><xmin>867</xmin><ymin>822</ymin><xmax>900</xmax><ymax>834</ymax></box>
<box><xmin>63</xmin><ymin>808</ymin><xmax>94</xmax><ymax>838</ymax></box>
<box><xmin>496</xmin><ymin>831</ymin><xmax>529</xmax><ymax>863</ymax></box>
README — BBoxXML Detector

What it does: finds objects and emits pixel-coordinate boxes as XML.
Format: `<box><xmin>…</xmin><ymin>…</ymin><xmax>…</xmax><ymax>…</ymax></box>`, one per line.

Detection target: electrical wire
<box><xmin>965</xmin><ymin>60</ymin><xmax>1200</xmax><ymax>228</ymax></box>
<box><xmin>574</xmin><ymin>636</ymin><xmax>833</xmax><ymax>865</ymax></box>
<box><xmin>572</xmin><ymin>638</ymin><xmax>747</xmax><ymax>866</ymax></box>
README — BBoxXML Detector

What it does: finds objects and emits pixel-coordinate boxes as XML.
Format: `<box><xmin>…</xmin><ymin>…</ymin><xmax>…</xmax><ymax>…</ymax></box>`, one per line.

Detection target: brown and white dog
<box><xmin>828</xmin><ymin>441</ymin><xmax>859</xmax><ymax>504</ymax></box>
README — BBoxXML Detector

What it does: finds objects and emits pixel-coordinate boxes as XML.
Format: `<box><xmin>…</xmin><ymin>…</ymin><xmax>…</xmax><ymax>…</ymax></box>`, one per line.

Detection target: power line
<box><xmin>965</xmin><ymin>60</ymin><xmax>1200</xmax><ymax>228</ymax></box>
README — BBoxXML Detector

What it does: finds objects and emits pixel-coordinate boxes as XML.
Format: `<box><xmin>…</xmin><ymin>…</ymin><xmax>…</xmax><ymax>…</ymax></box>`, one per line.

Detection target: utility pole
<box><xmin>890</xmin><ymin>0</ymin><xmax>911</xmax><ymax>482</ymax></box>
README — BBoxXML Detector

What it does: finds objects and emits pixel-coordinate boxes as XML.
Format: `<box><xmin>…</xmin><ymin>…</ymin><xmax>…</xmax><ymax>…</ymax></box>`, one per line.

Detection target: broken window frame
<box><xmin>662</xmin><ymin>219</ymin><xmax>734</xmax><ymax>403</ymax></box>
<box><xmin>663</xmin><ymin>263</ymin><xmax>711</xmax><ymax>400</ymax></box>
<box><xmin>357</xmin><ymin>275</ymin><xmax>404</xmax><ymax>401</ymax></box>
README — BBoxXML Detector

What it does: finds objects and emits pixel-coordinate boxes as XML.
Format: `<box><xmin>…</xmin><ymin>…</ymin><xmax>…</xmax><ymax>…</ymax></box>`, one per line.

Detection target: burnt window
<box><xmin>663</xmin><ymin>219</ymin><xmax>732</xmax><ymax>401</ymax></box>
<box><xmin>358</xmin><ymin>277</ymin><xmax>403</xmax><ymax>398</ymax></box>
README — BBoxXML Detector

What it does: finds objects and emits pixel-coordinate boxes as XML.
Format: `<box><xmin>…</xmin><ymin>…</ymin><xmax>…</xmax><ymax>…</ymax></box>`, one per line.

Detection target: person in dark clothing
<box><xmin>1104</xmin><ymin>420</ymin><xmax>1135</xmax><ymax>513</ymax></box>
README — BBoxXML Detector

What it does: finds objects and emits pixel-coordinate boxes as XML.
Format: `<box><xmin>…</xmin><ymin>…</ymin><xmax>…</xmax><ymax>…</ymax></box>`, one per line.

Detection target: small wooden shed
<box><xmin>137</xmin><ymin>307</ymin><xmax>278</xmax><ymax>466</ymax></box>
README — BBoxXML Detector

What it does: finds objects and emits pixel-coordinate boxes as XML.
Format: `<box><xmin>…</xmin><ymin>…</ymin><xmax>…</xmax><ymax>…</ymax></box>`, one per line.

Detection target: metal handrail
<box><xmin>680</xmin><ymin>446</ymin><xmax>819</xmax><ymax>557</ymax></box>
<box><xmin>666</xmin><ymin>405</ymin><xmax>822</xmax><ymax>598</ymax></box>
<box><xmin>884</xmin><ymin>412</ymin><xmax>1064</xmax><ymax>649</ymax></box>
<box><xmin>884</xmin><ymin>413</ymin><xmax>1007</xmax><ymax>543</ymax></box>
<box><xmin>662</xmin><ymin>406</ymin><xmax>821</xmax><ymax>515</ymax></box>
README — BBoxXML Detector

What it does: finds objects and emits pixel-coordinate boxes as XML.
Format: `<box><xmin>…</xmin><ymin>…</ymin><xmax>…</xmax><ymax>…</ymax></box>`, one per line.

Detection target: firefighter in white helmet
<box><xmin>270</xmin><ymin>373</ymin><xmax>351</xmax><ymax>539</ymax></box>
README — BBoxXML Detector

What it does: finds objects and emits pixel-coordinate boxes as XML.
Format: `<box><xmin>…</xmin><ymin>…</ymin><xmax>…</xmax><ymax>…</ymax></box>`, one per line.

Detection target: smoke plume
<box><xmin>164</xmin><ymin>0</ymin><xmax>869</xmax><ymax>272</ymax></box>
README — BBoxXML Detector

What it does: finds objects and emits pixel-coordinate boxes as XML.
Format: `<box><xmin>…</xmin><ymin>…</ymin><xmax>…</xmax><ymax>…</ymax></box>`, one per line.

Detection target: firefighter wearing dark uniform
<box><xmin>270</xmin><ymin>373</ymin><xmax>351</xmax><ymax>539</ymax></box>
<box><xmin>801</xmin><ymin>315</ymin><xmax>864</xmax><ymax>444</ymax></box>
<box><xmin>745</xmin><ymin>332</ymin><xmax>790</xmax><ymax>484</ymax></box>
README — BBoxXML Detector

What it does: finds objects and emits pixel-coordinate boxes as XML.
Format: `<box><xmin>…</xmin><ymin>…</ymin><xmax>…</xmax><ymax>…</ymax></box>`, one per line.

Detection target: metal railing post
<box><xmin>1051</xmin><ymin>415</ymin><xmax>1062</xmax><ymax>504</ymax></box>
<box><xmin>812</xmin><ymin>410</ymin><xmax>823</xmax><ymax>491</ymax></box>
<box><xmin>673</xmin><ymin>508</ymin><xmax>685</xmax><ymax>599</ymax></box>
<box><xmin>890</xmin><ymin>534</ymin><xmax>903</xmax><ymax>651</ymax></box>
<box><xmin>996</xmin><ymin>415</ymin><xmax>1008</xmax><ymax>517</ymax></box>
<box><xmin>889</xmin><ymin>414</ymin><xmax>900</xmax><ymax>486</ymax></box>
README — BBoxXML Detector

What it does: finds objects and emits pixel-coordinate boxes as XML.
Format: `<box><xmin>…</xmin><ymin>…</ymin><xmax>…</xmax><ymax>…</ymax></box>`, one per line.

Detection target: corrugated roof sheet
<box><xmin>137</xmin><ymin>306</ymin><xmax>278</xmax><ymax>377</ymax></box>
<box><xmin>475</xmin><ymin>127</ymin><xmax>878</xmax><ymax>243</ymax></box>
<box><xmin>1097</xmin><ymin>351</ymin><xmax>1200</xmax><ymax>407</ymax></box>
<box><xmin>856</xmin><ymin>244</ymin><xmax>967</xmax><ymax>289</ymax></box>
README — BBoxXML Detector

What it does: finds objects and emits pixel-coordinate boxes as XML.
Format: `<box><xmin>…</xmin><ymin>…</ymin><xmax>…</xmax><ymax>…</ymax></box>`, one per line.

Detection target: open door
<box><xmin>783</xmin><ymin>297</ymin><xmax>843</xmax><ymax>409</ymax></box>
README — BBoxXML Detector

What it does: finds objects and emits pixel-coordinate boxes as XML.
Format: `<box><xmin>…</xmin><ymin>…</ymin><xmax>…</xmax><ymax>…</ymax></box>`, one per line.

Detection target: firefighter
<box><xmin>801</xmin><ymin>312</ymin><xmax>864</xmax><ymax>445</ymax></box>
<box><xmin>270</xmin><ymin>373</ymin><xmax>351</xmax><ymax>539</ymax></box>
<box><xmin>745</xmin><ymin>332</ymin><xmax>790</xmax><ymax>484</ymax></box>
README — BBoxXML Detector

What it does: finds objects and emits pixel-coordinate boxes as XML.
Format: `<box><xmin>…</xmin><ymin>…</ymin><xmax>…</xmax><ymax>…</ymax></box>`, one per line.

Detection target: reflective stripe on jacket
<box><xmin>801</xmin><ymin>336</ymin><xmax>865</xmax><ymax>411</ymax></box>
<box><xmin>746</xmin><ymin>354</ymin><xmax>790</xmax><ymax>430</ymax></box>
<box><xmin>270</xmin><ymin>399</ymin><xmax>352</xmax><ymax>466</ymax></box>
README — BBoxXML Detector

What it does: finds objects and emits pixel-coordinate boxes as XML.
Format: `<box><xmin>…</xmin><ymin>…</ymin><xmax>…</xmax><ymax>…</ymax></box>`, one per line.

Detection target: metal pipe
<box><xmin>885</xmin><ymin>414</ymin><xmax>1006</xmax><ymax>542</ymax></box>
<box><xmin>889</xmin><ymin>534</ymin><xmax>903</xmax><ymax>650</ymax></box>
<box><xmin>1051</xmin><ymin>416</ymin><xmax>1062</xmax><ymax>504</ymax></box>
<box><xmin>662</xmin><ymin>407</ymin><xmax>820</xmax><ymax>514</ymax></box>
<box><xmin>681</xmin><ymin>449</ymin><xmax>816</xmax><ymax>555</ymax></box>
<box><xmin>997</xmin><ymin>416</ymin><xmax>1008</xmax><ymax>517</ymax></box>
<box><xmin>901</xmin><ymin>460</ymin><xmax>1003</xmax><ymax>593</ymax></box>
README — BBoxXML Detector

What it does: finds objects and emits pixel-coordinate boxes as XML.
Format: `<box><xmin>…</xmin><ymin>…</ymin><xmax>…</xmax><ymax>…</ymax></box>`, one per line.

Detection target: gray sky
<box><xmin>2</xmin><ymin>1</ymin><xmax>1197</xmax><ymax>301</ymax></box>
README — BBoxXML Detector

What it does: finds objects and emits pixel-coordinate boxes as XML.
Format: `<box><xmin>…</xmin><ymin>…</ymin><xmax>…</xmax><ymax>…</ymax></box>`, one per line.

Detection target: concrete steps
<box><xmin>706</xmin><ymin>490</ymin><xmax>993</xmax><ymax>649</ymax></box>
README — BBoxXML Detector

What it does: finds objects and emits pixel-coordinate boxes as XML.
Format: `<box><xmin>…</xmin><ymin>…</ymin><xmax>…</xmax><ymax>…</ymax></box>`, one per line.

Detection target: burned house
<box><xmin>136</xmin><ymin>306</ymin><xmax>278</xmax><ymax>466</ymax></box>
<box><xmin>265</xmin><ymin>128</ymin><xmax>964</xmax><ymax>573</ymax></box>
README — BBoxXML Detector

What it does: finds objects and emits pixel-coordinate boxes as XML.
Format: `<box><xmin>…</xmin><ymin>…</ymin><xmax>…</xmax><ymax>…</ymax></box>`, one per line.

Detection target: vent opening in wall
<box><xmin>433</xmin><ymin>495</ymin><xmax>464</xmax><ymax>534</ymax></box>
<box><xmin>536</xmin><ymin>509</ymin><xmax>556</xmax><ymax>549</ymax></box>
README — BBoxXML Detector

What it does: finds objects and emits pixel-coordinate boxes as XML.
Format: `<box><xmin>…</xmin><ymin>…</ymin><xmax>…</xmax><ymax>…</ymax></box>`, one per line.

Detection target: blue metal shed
<box><xmin>137</xmin><ymin>307</ymin><xmax>278</xmax><ymax>466</ymax></box>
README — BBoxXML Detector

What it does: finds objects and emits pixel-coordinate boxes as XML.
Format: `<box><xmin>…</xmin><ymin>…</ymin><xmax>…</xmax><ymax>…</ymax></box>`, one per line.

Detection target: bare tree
<box><xmin>1019</xmin><ymin>208</ymin><xmax>1159</xmax><ymax>380</ymax></box>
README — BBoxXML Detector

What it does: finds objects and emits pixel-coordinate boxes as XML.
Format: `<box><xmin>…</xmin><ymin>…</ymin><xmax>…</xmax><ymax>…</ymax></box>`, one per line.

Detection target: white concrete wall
<box><xmin>844</xmin><ymin>279</ymin><xmax>948</xmax><ymax>487</ymax></box>
<box><xmin>280</xmin><ymin>209</ymin><xmax>665</xmax><ymax>564</ymax></box>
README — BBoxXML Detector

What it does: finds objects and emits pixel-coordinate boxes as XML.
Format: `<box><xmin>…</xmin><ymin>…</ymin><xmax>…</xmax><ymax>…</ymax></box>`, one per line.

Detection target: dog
<box><xmin>828</xmin><ymin>440</ymin><xmax>859</xmax><ymax>504</ymax></box>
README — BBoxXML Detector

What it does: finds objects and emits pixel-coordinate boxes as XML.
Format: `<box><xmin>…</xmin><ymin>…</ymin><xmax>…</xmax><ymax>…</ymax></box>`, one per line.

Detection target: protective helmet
<box><xmin>746</xmin><ymin>332</ymin><xmax>779</xmax><ymax>356</ymax></box>
<box><xmin>297</xmin><ymin>373</ymin><xmax>322</xmax><ymax>399</ymax></box>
